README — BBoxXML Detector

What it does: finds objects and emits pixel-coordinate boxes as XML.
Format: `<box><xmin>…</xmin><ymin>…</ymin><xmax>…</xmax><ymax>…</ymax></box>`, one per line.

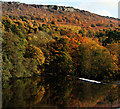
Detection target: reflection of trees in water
<box><xmin>42</xmin><ymin>76</ymin><xmax>74</xmax><ymax>107</ymax></box>
<box><xmin>104</xmin><ymin>85</ymin><xmax>119</xmax><ymax>107</ymax></box>
<box><xmin>68</xmin><ymin>83</ymin><xmax>120</xmax><ymax>107</ymax></box>
<box><xmin>2</xmin><ymin>77</ymin><xmax>45</xmax><ymax>108</ymax></box>
<box><xmin>40</xmin><ymin>76</ymin><xmax>120</xmax><ymax>107</ymax></box>
<box><xmin>2</xmin><ymin>76</ymin><xmax>120</xmax><ymax>108</ymax></box>
<box><xmin>66</xmin><ymin>82</ymin><xmax>110</xmax><ymax>107</ymax></box>
<box><xmin>44</xmin><ymin>77</ymin><xmax>120</xmax><ymax>107</ymax></box>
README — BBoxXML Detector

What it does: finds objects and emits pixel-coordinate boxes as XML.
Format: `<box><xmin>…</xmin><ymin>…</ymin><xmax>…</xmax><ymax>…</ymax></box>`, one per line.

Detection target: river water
<box><xmin>2</xmin><ymin>76</ymin><xmax>120</xmax><ymax>108</ymax></box>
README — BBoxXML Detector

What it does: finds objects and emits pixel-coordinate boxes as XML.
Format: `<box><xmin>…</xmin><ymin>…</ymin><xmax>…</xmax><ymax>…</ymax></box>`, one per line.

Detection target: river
<box><xmin>2</xmin><ymin>75</ymin><xmax>120</xmax><ymax>108</ymax></box>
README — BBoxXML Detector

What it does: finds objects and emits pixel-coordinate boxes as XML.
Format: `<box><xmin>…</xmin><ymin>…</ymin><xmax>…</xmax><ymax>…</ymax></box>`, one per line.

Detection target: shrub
<box><xmin>91</xmin><ymin>24</ymin><xmax>96</xmax><ymax>27</ymax></box>
<box><xmin>51</xmin><ymin>20</ymin><xmax>56</xmax><ymax>25</ymax></box>
<box><xmin>110</xmin><ymin>24</ymin><xmax>113</xmax><ymax>27</ymax></box>
<box><xmin>96</xmin><ymin>23</ymin><xmax>103</xmax><ymax>26</ymax></box>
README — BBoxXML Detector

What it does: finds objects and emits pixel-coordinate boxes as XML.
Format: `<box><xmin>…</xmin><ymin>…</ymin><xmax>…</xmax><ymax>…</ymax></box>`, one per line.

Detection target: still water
<box><xmin>2</xmin><ymin>75</ymin><xmax>120</xmax><ymax>108</ymax></box>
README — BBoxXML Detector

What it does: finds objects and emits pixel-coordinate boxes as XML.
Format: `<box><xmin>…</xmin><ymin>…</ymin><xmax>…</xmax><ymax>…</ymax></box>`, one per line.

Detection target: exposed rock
<box><xmin>2</xmin><ymin>1</ymin><xmax>20</xmax><ymax>5</ymax></box>
<box><xmin>1</xmin><ymin>1</ymin><xmax>120</xmax><ymax>21</ymax></box>
<box><xmin>30</xmin><ymin>4</ymin><xmax>75</xmax><ymax>12</ymax></box>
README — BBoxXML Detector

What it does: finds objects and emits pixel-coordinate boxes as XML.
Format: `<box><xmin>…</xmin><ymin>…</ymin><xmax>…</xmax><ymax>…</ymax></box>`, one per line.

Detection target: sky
<box><xmin>1</xmin><ymin>0</ymin><xmax>120</xmax><ymax>18</ymax></box>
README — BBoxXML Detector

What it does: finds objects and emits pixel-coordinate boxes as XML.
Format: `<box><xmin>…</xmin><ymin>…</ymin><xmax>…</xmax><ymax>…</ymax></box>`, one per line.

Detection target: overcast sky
<box><xmin>2</xmin><ymin>0</ymin><xmax>119</xmax><ymax>18</ymax></box>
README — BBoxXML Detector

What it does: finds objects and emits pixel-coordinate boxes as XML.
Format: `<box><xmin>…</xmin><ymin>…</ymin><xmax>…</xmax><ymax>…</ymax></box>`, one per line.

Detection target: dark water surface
<box><xmin>2</xmin><ymin>76</ymin><xmax>120</xmax><ymax>108</ymax></box>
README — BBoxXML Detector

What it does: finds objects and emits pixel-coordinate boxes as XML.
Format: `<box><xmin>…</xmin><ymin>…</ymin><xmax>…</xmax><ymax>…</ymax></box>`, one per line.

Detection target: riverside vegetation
<box><xmin>2</xmin><ymin>2</ymin><xmax>120</xmax><ymax>88</ymax></box>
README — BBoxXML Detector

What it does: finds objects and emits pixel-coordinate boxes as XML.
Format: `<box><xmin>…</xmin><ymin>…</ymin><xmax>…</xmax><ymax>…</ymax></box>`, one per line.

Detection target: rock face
<box><xmin>31</xmin><ymin>4</ymin><xmax>75</xmax><ymax>12</ymax></box>
<box><xmin>2</xmin><ymin>1</ymin><xmax>75</xmax><ymax>12</ymax></box>
<box><xmin>1</xmin><ymin>1</ymin><xmax>120</xmax><ymax>21</ymax></box>
<box><xmin>2</xmin><ymin>1</ymin><xmax>21</xmax><ymax>5</ymax></box>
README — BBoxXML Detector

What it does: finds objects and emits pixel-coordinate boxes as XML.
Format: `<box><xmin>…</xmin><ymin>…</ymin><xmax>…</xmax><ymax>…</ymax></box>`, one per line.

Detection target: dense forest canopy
<box><xmin>1</xmin><ymin>2</ymin><xmax>120</xmax><ymax>88</ymax></box>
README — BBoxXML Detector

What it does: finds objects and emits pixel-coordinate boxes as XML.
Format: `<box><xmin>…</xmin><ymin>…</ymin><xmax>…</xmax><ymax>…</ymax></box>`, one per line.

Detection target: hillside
<box><xmin>2</xmin><ymin>2</ymin><xmax>120</xmax><ymax>88</ymax></box>
<box><xmin>2</xmin><ymin>2</ymin><xmax>119</xmax><ymax>31</ymax></box>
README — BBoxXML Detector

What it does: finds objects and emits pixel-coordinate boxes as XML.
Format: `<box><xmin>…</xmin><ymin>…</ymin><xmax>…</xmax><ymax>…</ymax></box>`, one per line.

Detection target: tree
<box><xmin>25</xmin><ymin>44</ymin><xmax>45</xmax><ymax>65</ymax></box>
<box><xmin>75</xmin><ymin>37</ymin><xmax>117</xmax><ymax>80</ymax></box>
<box><xmin>48</xmin><ymin>37</ymin><xmax>74</xmax><ymax>75</ymax></box>
<box><xmin>51</xmin><ymin>20</ymin><xmax>56</xmax><ymax>25</ymax></box>
<box><xmin>91</xmin><ymin>24</ymin><xmax>96</xmax><ymax>27</ymax></box>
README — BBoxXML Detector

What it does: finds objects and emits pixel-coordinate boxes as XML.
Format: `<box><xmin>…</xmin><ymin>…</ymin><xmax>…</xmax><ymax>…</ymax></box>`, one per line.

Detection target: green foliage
<box><xmin>2</xmin><ymin>16</ymin><xmax>13</xmax><ymax>30</ymax></box>
<box><xmin>2</xmin><ymin>53</ymin><xmax>12</xmax><ymax>84</ymax></box>
<box><xmin>48</xmin><ymin>37</ymin><xmax>74</xmax><ymax>75</ymax></box>
<box><xmin>28</xmin><ymin>29</ymin><xmax>34</xmax><ymax>33</ymax></box>
<box><xmin>110</xmin><ymin>24</ymin><xmax>113</xmax><ymax>27</ymax></box>
<box><xmin>28</xmin><ymin>31</ymin><xmax>52</xmax><ymax>47</ymax></box>
<box><xmin>79</xmin><ymin>29</ymin><xmax>85</xmax><ymax>36</ymax></box>
<box><xmin>51</xmin><ymin>20</ymin><xmax>56</xmax><ymax>25</ymax></box>
<box><xmin>102</xmin><ymin>30</ymin><xmax>120</xmax><ymax>45</ymax></box>
<box><xmin>75</xmin><ymin>38</ymin><xmax>117</xmax><ymax>80</ymax></box>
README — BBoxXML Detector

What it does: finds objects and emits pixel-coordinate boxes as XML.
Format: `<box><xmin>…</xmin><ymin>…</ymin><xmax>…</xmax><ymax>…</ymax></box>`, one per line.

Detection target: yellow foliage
<box><xmin>27</xmin><ymin>45</ymin><xmax>45</xmax><ymax>65</ymax></box>
<box><xmin>33</xmin><ymin>35</ymin><xmax>37</xmax><ymax>39</ymax></box>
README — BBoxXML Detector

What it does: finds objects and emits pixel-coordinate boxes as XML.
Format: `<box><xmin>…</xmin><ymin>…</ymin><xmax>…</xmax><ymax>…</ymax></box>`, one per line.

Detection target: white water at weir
<box><xmin>79</xmin><ymin>78</ymin><xmax>102</xmax><ymax>84</ymax></box>
<box><xmin>79</xmin><ymin>77</ymin><xmax>120</xmax><ymax>86</ymax></box>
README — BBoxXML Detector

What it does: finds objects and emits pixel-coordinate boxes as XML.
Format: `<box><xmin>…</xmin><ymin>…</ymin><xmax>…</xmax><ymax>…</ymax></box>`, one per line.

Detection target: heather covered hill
<box><xmin>2</xmin><ymin>2</ymin><xmax>120</xmax><ymax>88</ymax></box>
<box><xmin>2</xmin><ymin>1</ymin><xmax>119</xmax><ymax>31</ymax></box>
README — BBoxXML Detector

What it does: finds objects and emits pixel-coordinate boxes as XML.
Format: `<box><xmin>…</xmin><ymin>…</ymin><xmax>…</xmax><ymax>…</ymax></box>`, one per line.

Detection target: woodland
<box><xmin>2</xmin><ymin>2</ymin><xmax>120</xmax><ymax>88</ymax></box>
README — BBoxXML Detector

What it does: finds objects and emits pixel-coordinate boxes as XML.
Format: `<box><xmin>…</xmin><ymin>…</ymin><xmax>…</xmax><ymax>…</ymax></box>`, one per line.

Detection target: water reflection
<box><xmin>3</xmin><ymin>77</ymin><xmax>46</xmax><ymax>108</ymax></box>
<box><xmin>2</xmin><ymin>76</ymin><xmax>120</xmax><ymax>108</ymax></box>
